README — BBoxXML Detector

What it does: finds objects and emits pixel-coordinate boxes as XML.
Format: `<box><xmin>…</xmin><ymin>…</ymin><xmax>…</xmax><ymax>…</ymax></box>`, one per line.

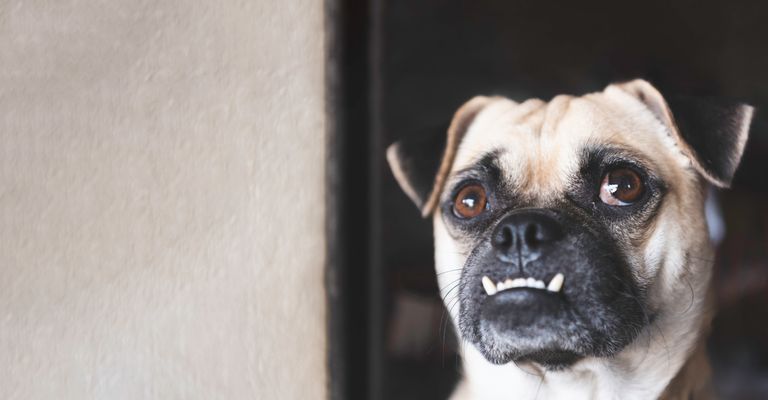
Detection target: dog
<box><xmin>386</xmin><ymin>79</ymin><xmax>753</xmax><ymax>399</ymax></box>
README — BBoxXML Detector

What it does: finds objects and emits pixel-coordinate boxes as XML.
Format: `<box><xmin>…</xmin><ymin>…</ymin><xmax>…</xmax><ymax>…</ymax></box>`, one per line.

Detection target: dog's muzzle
<box><xmin>457</xmin><ymin>208</ymin><xmax>647</xmax><ymax>369</ymax></box>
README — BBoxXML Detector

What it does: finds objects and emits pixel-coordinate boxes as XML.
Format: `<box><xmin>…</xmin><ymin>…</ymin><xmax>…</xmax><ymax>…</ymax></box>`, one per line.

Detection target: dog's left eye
<box><xmin>453</xmin><ymin>183</ymin><xmax>488</xmax><ymax>218</ymax></box>
<box><xmin>599</xmin><ymin>168</ymin><xmax>644</xmax><ymax>206</ymax></box>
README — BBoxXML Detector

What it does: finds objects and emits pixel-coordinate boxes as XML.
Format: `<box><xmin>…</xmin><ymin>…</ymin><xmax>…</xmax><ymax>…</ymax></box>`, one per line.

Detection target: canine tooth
<box><xmin>547</xmin><ymin>273</ymin><xmax>564</xmax><ymax>292</ymax></box>
<box><xmin>482</xmin><ymin>276</ymin><xmax>497</xmax><ymax>295</ymax></box>
<box><xmin>511</xmin><ymin>278</ymin><xmax>526</xmax><ymax>288</ymax></box>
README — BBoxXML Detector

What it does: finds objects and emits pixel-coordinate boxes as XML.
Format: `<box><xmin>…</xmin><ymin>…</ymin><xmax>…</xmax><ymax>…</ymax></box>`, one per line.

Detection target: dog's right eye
<box><xmin>453</xmin><ymin>183</ymin><xmax>488</xmax><ymax>219</ymax></box>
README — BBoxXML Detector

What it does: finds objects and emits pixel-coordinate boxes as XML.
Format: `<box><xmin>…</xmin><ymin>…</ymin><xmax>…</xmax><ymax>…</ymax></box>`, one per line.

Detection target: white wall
<box><xmin>0</xmin><ymin>1</ymin><xmax>327</xmax><ymax>399</ymax></box>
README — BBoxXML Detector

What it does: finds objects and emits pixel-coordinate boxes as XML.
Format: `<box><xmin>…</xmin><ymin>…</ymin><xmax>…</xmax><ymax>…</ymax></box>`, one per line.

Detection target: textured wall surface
<box><xmin>0</xmin><ymin>1</ymin><xmax>326</xmax><ymax>399</ymax></box>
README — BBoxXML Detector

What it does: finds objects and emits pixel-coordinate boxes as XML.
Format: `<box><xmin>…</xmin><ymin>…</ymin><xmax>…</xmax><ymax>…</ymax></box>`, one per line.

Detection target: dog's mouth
<box><xmin>457</xmin><ymin>224</ymin><xmax>646</xmax><ymax>370</ymax></box>
<box><xmin>471</xmin><ymin>271</ymin><xmax>583</xmax><ymax>369</ymax></box>
<box><xmin>480</xmin><ymin>273</ymin><xmax>564</xmax><ymax>295</ymax></box>
<box><xmin>460</xmin><ymin>263</ymin><xmax>646</xmax><ymax>370</ymax></box>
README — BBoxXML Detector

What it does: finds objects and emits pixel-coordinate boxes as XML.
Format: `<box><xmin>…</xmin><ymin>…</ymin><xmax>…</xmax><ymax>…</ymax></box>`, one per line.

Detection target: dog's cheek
<box><xmin>643</xmin><ymin>206</ymin><xmax>713</xmax><ymax>316</ymax></box>
<box><xmin>433</xmin><ymin>216</ymin><xmax>469</xmax><ymax>317</ymax></box>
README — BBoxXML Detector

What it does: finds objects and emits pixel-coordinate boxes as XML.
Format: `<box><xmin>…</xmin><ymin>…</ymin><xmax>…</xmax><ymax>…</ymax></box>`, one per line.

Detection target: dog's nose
<box><xmin>491</xmin><ymin>211</ymin><xmax>564</xmax><ymax>264</ymax></box>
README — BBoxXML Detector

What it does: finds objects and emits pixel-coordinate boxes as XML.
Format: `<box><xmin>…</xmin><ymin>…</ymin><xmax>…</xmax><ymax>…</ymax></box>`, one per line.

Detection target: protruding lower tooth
<box><xmin>482</xmin><ymin>276</ymin><xmax>497</xmax><ymax>295</ymax></box>
<box><xmin>547</xmin><ymin>273</ymin><xmax>565</xmax><ymax>292</ymax></box>
<box><xmin>534</xmin><ymin>280</ymin><xmax>545</xmax><ymax>289</ymax></box>
<box><xmin>511</xmin><ymin>278</ymin><xmax>525</xmax><ymax>288</ymax></box>
<box><xmin>526</xmin><ymin>277</ymin><xmax>537</xmax><ymax>288</ymax></box>
<box><xmin>504</xmin><ymin>278</ymin><xmax>513</xmax><ymax>289</ymax></box>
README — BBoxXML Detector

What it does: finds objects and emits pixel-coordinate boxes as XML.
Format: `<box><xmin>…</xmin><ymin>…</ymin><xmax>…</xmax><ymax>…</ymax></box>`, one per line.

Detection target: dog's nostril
<box><xmin>524</xmin><ymin>223</ymin><xmax>541</xmax><ymax>248</ymax></box>
<box><xmin>493</xmin><ymin>224</ymin><xmax>514</xmax><ymax>249</ymax></box>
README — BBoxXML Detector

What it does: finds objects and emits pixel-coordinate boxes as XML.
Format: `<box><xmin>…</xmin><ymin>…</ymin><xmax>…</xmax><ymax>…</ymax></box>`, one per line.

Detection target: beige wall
<box><xmin>0</xmin><ymin>1</ymin><xmax>327</xmax><ymax>399</ymax></box>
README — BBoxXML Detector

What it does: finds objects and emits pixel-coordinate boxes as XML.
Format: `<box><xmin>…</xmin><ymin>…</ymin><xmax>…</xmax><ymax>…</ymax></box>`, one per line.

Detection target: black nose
<box><xmin>491</xmin><ymin>210</ymin><xmax>564</xmax><ymax>264</ymax></box>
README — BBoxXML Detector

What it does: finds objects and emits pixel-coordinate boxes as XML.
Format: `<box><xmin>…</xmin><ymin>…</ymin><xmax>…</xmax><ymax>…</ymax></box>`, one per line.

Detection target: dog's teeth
<box><xmin>482</xmin><ymin>276</ymin><xmax>497</xmax><ymax>295</ymax></box>
<box><xmin>547</xmin><ymin>273</ymin><xmax>564</xmax><ymax>292</ymax></box>
<box><xmin>486</xmin><ymin>276</ymin><xmax>552</xmax><ymax>292</ymax></box>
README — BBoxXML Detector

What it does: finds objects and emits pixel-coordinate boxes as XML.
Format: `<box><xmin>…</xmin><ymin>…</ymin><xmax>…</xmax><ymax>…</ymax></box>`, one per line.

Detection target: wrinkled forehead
<box><xmin>450</xmin><ymin>92</ymin><xmax>686</xmax><ymax>200</ymax></box>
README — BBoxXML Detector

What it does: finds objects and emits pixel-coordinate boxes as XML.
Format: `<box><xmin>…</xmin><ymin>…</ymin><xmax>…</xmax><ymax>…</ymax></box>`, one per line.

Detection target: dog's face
<box><xmin>388</xmin><ymin>80</ymin><xmax>752</xmax><ymax>370</ymax></box>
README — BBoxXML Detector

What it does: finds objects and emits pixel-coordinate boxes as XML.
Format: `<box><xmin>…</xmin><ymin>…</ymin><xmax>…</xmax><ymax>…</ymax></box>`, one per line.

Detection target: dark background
<box><xmin>330</xmin><ymin>1</ymin><xmax>768</xmax><ymax>399</ymax></box>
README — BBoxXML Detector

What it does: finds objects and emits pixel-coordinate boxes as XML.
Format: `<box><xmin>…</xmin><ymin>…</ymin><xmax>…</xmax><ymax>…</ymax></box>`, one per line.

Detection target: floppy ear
<box><xmin>612</xmin><ymin>79</ymin><xmax>754</xmax><ymax>188</ymax></box>
<box><xmin>386</xmin><ymin>96</ymin><xmax>493</xmax><ymax>217</ymax></box>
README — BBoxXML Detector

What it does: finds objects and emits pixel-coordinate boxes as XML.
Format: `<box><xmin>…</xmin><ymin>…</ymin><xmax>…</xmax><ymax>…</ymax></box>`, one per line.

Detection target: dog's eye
<box><xmin>599</xmin><ymin>168</ymin><xmax>644</xmax><ymax>206</ymax></box>
<box><xmin>453</xmin><ymin>183</ymin><xmax>488</xmax><ymax>218</ymax></box>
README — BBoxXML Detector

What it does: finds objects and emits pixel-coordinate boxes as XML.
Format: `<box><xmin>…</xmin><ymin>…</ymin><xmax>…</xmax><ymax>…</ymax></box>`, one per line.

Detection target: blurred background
<box><xmin>331</xmin><ymin>1</ymin><xmax>768</xmax><ymax>399</ymax></box>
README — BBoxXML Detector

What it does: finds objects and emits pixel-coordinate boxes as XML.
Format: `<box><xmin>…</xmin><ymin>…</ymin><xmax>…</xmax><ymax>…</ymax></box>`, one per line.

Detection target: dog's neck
<box><xmin>452</xmin><ymin>292</ymin><xmax>714</xmax><ymax>400</ymax></box>
<box><xmin>658</xmin><ymin>338</ymin><xmax>713</xmax><ymax>400</ymax></box>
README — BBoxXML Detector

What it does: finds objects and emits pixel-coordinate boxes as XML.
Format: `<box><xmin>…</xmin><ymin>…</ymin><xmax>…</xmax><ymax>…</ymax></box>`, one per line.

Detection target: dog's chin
<box><xmin>478</xmin><ymin>329</ymin><xmax>585</xmax><ymax>370</ymax></box>
<box><xmin>468</xmin><ymin>288</ymin><xmax>623</xmax><ymax>370</ymax></box>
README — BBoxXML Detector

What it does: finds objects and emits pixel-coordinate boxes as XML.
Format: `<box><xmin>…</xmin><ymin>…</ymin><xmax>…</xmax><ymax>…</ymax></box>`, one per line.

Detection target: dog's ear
<box><xmin>611</xmin><ymin>79</ymin><xmax>753</xmax><ymax>188</ymax></box>
<box><xmin>386</xmin><ymin>96</ymin><xmax>493</xmax><ymax>217</ymax></box>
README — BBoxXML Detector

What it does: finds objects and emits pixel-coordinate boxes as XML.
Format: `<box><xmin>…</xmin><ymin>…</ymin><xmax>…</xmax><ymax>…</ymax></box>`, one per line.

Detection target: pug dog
<box><xmin>386</xmin><ymin>80</ymin><xmax>753</xmax><ymax>400</ymax></box>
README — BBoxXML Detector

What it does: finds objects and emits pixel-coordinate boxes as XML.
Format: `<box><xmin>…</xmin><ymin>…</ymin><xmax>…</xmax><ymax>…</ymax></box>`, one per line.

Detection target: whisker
<box><xmin>437</xmin><ymin>267</ymin><xmax>464</xmax><ymax>276</ymax></box>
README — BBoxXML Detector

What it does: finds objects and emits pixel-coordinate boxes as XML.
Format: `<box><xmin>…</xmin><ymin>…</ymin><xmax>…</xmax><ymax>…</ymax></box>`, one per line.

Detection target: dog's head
<box><xmin>387</xmin><ymin>80</ymin><xmax>752</xmax><ymax>369</ymax></box>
